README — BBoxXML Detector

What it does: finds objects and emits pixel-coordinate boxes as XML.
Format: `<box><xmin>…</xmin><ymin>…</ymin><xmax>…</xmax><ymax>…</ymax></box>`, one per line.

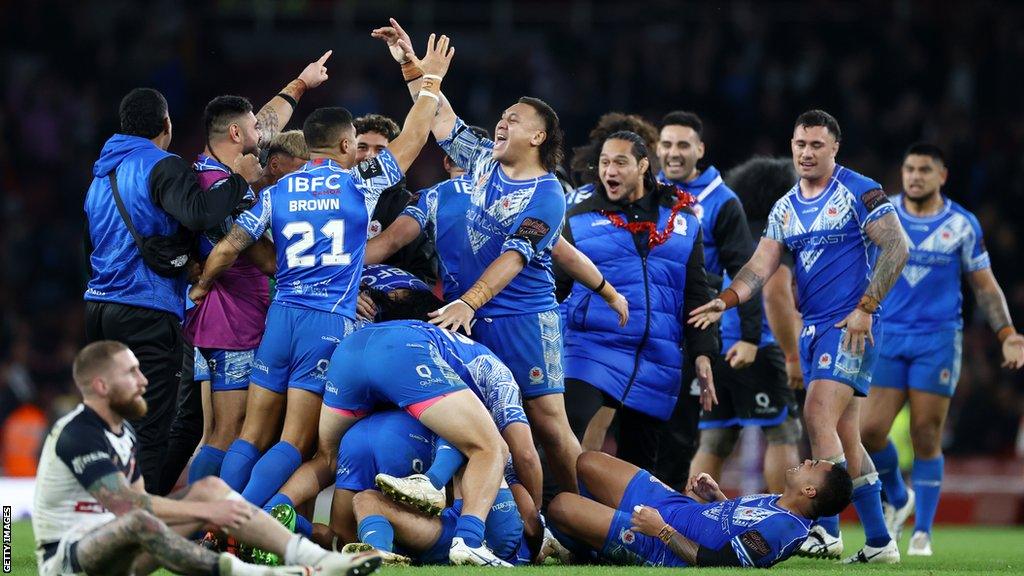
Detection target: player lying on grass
<box><xmin>547</xmin><ymin>451</ymin><xmax>852</xmax><ymax>568</ymax></box>
<box><xmin>32</xmin><ymin>341</ymin><xmax>381</xmax><ymax>576</ymax></box>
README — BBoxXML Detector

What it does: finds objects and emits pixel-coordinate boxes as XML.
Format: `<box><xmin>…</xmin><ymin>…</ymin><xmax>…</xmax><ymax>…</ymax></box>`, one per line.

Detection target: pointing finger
<box><xmin>317</xmin><ymin>50</ymin><xmax>333</xmax><ymax>65</ymax></box>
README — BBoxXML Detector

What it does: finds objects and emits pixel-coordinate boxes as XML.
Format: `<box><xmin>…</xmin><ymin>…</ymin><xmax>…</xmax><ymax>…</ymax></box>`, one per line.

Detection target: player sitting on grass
<box><xmin>547</xmin><ymin>451</ymin><xmax>852</xmax><ymax>568</ymax></box>
<box><xmin>32</xmin><ymin>341</ymin><xmax>381</xmax><ymax>576</ymax></box>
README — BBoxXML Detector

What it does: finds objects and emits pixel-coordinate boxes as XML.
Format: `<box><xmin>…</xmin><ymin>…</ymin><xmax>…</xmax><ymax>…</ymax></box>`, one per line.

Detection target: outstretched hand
<box><xmin>688</xmin><ymin>298</ymin><xmax>725</xmax><ymax>330</ymax></box>
<box><xmin>409</xmin><ymin>33</ymin><xmax>455</xmax><ymax>79</ymax></box>
<box><xmin>298</xmin><ymin>50</ymin><xmax>332</xmax><ymax>89</ymax></box>
<box><xmin>429</xmin><ymin>299</ymin><xmax>474</xmax><ymax>335</ymax></box>
<box><xmin>371</xmin><ymin>18</ymin><xmax>416</xmax><ymax>64</ymax></box>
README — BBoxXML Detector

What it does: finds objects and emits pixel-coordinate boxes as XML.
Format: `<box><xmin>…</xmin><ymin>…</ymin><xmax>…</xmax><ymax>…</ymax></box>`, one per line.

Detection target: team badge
<box><xmin>368</xmin><ymin>220</ymin><xmax>382</xmax><ymax>238</ymax></box>
<box><xmin>672</xmin><ymin>214</ymin><xmax>688</xmax><ymax>235</ymax></box>
<box><xmin>940</xmin><ymin>368</ymin><xmax>951</xmax><ymax>384</ymax></box>
<box><xmin>692</xmin><ymin>203</ymin><xmax>704</xmax><ymax>221</ymax></box>
<box><xmin>620</xmin><ymin>528</ymin><xmax>636</xmax><ymax>544</ymax></box>
<box><xmin>529</xmin><ymin>366</ymin><xmax>544</xmax><ymax>384</ymax></box>
<box><xmin>818</xmin><ymin>353</ymin><xmax>832</xmax><ymax>369</ymax></box>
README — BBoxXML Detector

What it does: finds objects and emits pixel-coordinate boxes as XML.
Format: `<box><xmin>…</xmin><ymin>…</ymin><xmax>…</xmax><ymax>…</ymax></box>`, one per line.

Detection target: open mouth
<box><xmin>494</xmin><ymin>133</ymin><xmax>508</xmax><ymax>150</ymax></box>
<box><xmin>605</xmin><ymin>179</ymin><xmax>621</xmax><ymax>194</ymax></box>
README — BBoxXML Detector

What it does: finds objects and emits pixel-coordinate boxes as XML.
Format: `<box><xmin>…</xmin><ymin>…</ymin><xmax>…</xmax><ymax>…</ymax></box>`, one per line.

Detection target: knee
<box><xmin>191</xmin><ymin>476</ymin><xmax>230</xmax><ymax>500</ymax></box>
<box><xmin>698</xmin><ymin>427</ymin><xmax>740</xmax><ymax>458</ymax></box>
<box><xmin>909</xmin><ymin>418</ymin><xmax>943</xmax><ymax>453</ymax></box>
<box><xmin>859</xmin><ymin>423</ymin><xmax>888</xmax><ymax>452</ymax></box>
<box><xmin>765</xmin><ymin>417</ymin><xmax>803</xmax><ymax>446</ymax></box>
<box><xmin>546</xmin><ymin>493</ymin><xmax>573</xmax><ymax>528</ymax></box>
<box><xmin>351</xmin><ymin>490</ymin><xmax>385</xmax><ymax>517</ymax></box>
<box><xmin>575</xmin><ymin>450</ymin><xmax>606</xmax><ymax>484</ymax></box>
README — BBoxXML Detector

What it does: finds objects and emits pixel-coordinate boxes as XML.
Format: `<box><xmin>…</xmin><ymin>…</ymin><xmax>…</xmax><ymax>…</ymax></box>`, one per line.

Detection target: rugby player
<box><xmin>373</xmin><ymin>19</ymin><xmax>582</xmax><ymax>493</ymax></box>
<box><xmin>690</xmin><ymin>110</ymin><xmax>909</xmax><ymax>563</ymax></box>
<box><xmin>353</xmin><ymin>114</ymin><xmax>435</xmax><ymax>282</ymax></box>
<box><xmin>655</xmin><ymin>111</ymin><xmax>767</xmax><ymax>490</ymax></box>
<box><xmin>189</xmin><ymin>34</ymin><xmax>455</xmax><ymax>507</ymax></box>
<box><xmin>32</xmin><ymin>341</ymin><xmax>381</xmax><ymax>576</ymax></box>
<box><xmin>547</xmin><ymin>451</ymin><xmax>851</xmax><ymax>568</ymax></box>
<box><xmin>861</xmin><ymin>143</ymin><xmax>1024</xmax><ymax>555</ymax></box>
<box><xmin>688</xmin><ymin>157</ymin><xmax>803</xmax><ymax>494</ymax></box>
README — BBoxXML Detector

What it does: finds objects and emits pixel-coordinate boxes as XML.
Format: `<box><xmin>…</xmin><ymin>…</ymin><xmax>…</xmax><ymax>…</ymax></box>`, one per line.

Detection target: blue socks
<box><xmin>455</xmin><ymin>514</ymin><xmax>486</xmax><ymax>548</ymax></box>
<box><xmin>220</xmin><ymin>439</ymin><xmax>260</xmax><ymax>491</ymax></box>
<box><xmin>188</xmin><ymin>445</ymin><xmax>226</xmax><ymax>484</ymax></box>
<box><xmin>871</xmin><ymin>440</ymin><xmax>909</xmax><ymax>508</ymax></box>
<box><xmin>426</xmin><ymin>439</ymin><xmax>466</xmax><ymax>489</ymax></box>
<box><xmin>912</xmin><ymin>456</ymin><xmax>944</xmax><ymax>534</ymax></box>
<box><xmin>358</xmin><ymin>515</ymin><xmax>395</xmax><ymax>552</ymax></box>
<box><xmin>263</xmin><ymin>493</ymin><xmax>312</xmax><ymax>537</ymax></box>
<box><xmin>852</xmin><ymin>477</ymin><xmax>891</xmax><ymax>548</ymax></box>
<box><xmin>241</xmin><ymin>441</ymin><xmax>302</xmax><ymax>507</ymax></box>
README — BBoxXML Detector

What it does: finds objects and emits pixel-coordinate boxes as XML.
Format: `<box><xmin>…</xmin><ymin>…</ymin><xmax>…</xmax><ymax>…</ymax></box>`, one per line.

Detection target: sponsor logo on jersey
<box><xmin>74</xmin><ymin>501</ymin><xmax>107</xmax><ymax>514</ymax></box>
<box><xmin>861</xmin><ymin>188</ymin><xmax>889</xmax><ymax>212</ymax></box>
<box><xmin>71</xmin><ymin>451</ymin><xmax>110</xmax><ymax>475</ymax></box>
<box><xmin>818</xmin><ymin>353</ymin><xmax>832</xmax><ymax>369</ymax></box>
<box><xmin>254</xmin><ymin>359</ymin><xmax>269</xmax><ymax>373</ymax></box>
<box><xmin>357</xmin><ymin>157</ymin><xmax>384</xmax><ymax>179</ymax></box>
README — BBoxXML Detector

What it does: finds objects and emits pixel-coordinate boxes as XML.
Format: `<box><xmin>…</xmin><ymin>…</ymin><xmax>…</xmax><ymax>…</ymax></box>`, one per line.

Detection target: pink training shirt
<box><xmin>183</xmin><ymin>154</ymin><xmax>270</xmax><ymax>350</ymax></box>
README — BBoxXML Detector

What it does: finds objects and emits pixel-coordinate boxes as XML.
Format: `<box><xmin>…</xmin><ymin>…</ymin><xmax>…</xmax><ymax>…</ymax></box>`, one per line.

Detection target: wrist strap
<box><xmin>593</xmin><ymin>278</ymin><xmax>607</xmax><ymax>294</ymax></box>
<box><xmin>402</xmin><ymin>60</ymin><xmax>423</xmax><ymax>82</ymax></box>
<box><xmin>719</xmin><ymin>287</ymin><xmax>739</xmax><ymax>310</ymax></box>
<box><xmin>997</xmin><ymin>326</ymin><xmax>1017</xmax><ymax>343</ymax></box>
<box><xmin>460</xmin><ymin>280</ymin><xmax>495</xmax><ymax>311</ymax></box>
<box><xmin>658</xmin><ymin>524</ymin><xmax>676</xmax><ymax>543</ymax></box>
<box><xmin>857</xmin><ymin>294</ymin><xmax>880</xmax><ymax>314</ymax></box>
<box><xmin>457</xmin><ymin>298</ymin><xmax>477</xmax><ymax>312</ymax></box>
<box><xmin>276</xmin><ymin>93</ymin><xmax>297</xmax><ymax>108</ymax></box>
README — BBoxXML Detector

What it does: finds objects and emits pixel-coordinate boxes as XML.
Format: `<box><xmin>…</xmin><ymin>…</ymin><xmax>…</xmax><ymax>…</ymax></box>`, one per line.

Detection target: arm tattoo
<box><xmin>225</xmin><ymin>223</ymin><xmax>256</xmax><ymax>252</ymax></box>
<box><xmin>76</xmin><ymin>508</ymin><xmax>219</xmax><ymax>576</ymax></box>
<box><xmin>974</xmin><ymin>285</ymin><xmax>1012</xmax><ymax>332</ymax></box>
<box><xmin>255</xmin><ymin>104</ymin><xmax>281</xmax><ymax>148</ymax></box>
<box><xmin>665</xmin><ymin>532</ymin><xmax>701</xmax><ymax>565</ymax></box>
<box><xmin>734</xmin><ymin>266</ymin><xmax>767</xmax><ymax>295</ymax></box>
<box><xmin>87</xmin><ymin>472</ymin><xmax>152</xmax><ymax>516</ymax></box>
<box><xmin>864</xmin><ymin>213</ymin><xmax>910</xmax><ymax>303</ymax></box>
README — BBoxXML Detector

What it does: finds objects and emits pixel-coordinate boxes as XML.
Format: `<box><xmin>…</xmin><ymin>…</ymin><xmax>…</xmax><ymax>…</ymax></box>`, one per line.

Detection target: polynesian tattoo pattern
<box><xmin>864</xmin><ymin>211</ymin><xmax>910</xmax><ymax>304</ymax></box>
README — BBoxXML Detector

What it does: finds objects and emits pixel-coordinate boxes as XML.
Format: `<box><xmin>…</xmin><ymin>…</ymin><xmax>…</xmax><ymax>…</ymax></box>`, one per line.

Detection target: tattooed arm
<box><xmin>863</xmin><ymin>212</ymin><xmax>910</xmax><ymax>304</ymax></box>
<box><xmin>968</xmin><ymin>268</ymin><xmax>1024</xmax><ymax>369</ymax></box>
<box><xmin>689</xmin><ymin>237</ymin><xmax>784</xmax><ymax>330</ymax></box>
<box><xmin>88</xmin><ymin>472</ymin><xmax>218</xmax><ymax>525</ymax></box>
<box><xmin>255</xmin><ymin>51</ymin><xmax>332</xmax><ymax>148</ymax></box>
<box><xmin>834</xmin><ymin>211</ymin><xmax>909</xmax><ymax>355</ymax></box>
<box><xmin>189</xmin><ymin>224</ymin><xmax>256</xmax><ymax>304</ymax></box>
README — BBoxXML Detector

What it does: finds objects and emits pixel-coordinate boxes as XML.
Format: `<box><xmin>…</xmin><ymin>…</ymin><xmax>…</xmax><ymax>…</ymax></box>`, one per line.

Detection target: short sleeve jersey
<box><xmin>436</xmin><ymin>118</ymin><xmax>565</xmax><ymax>316</ymax></box>
<box><xmin>674</xmin><ymin>494</ymin><xmax>813</xmax><ymax>568</ymax></box>
<box><xmin>881</xmin><ymin>195</ymin><xmax>990</xmax><ymax>333</ymax></box>
<box><xmin>32</xmin><ymin>404</ymin><xmax>141</xmax><ymax>547</ymax></box>
<box><xmin>764</xmin><ymin>165</ymin><xmax>894</xmax><ymax>324</ymax></box>
<box><xmin>235</xmin><ymin>151</ymin><xmax>403</xmax><ymax>317</ymax></box>
<box><xmin>400</xmin><ymin>175</ymin><xmax>475</xmax><ymax>300</ymax></box>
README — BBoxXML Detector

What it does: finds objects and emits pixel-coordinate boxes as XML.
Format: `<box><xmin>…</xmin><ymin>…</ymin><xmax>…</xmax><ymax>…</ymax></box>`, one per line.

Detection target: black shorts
<box><xmin>700</xmin><ymin>344</ymin><xmax>797</xmax><ymax>429</ymax></box>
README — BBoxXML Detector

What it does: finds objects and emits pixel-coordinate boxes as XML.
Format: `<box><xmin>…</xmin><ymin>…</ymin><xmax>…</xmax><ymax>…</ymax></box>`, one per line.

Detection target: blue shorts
<box><xmin>193</xmin><ymin>347</ymin><xmax>210</xmax><ymax>382</ymax></box>
<box><xmin>473</xmin><ymin>309</ymin><xmax>564</xmax><ymax>399</ymax></box>
<box><xmin>602</xmin><ymin>469</ymin><xmax>694</xmax><ymax>568</ymax></box>
<box><xmin>323</xmin><ymin>324</ymin><xmax>468</xmax><ymax>413</ymax></box>
<box><xmin>199</xmin><ymin>348</ymin><xmax>256</xmax><ymax>392</ymax></box>
<box><xmin>421</xmin><ymin>489</ymin><xmax>523</xmax><ymax>565</ymax></box>
<box><xmin>250</xmin><ymin>303</ymin><xmax>354</xmax><ymax>395</ymax></box>
<box><xmin>799</xmin><ymin>318</ymin><xmax>882</xmax><ymax>397</ymax></box>
<box><xmin>335</xmin><ymin>411</ymin><xmax>434</xmax><ymax>491</ymax></box>
<box><xmin>872</xmin><ymin>330</ymin><xmax>962</xmax><ymax>398</ymax></box>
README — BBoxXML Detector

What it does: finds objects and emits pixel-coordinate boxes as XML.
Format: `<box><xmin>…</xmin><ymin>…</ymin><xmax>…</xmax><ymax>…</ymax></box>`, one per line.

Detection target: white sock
<box><xmin>284</xmin><ymin>534</ymin><xmax>328</xmax><ymax>566</ymax></box>
<box><xmin>220</xmin><ymin>553</ymin><xmax>263</xmax><ymax>576</ymax></box>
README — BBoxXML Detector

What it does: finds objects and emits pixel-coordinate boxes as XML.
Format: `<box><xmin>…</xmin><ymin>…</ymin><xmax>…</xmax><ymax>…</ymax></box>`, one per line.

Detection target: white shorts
<box><xmin>37</xmin><ymin>520</ymin><xmax>108</xmax><ymax>576</ymax></box>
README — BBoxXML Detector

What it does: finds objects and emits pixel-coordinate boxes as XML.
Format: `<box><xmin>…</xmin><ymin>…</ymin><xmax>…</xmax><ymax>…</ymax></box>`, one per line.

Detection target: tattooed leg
<box><xmin>76</xmin><ymin>510</ymin><xmax>219</xmax><ymax>576</ymax></box>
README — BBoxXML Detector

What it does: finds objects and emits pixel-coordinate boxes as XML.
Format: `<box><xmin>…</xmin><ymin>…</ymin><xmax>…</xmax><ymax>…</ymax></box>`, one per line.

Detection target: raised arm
<box><xmin>382</xmin><ymin>33</ymin><xmax>456</xmax><ymax>173</ymax></box>
<box><xmin>254</xmin><ymin>51</ymin><xmax>332</xmax><ymax>149</ymax></box>
<box><xmin>372</xmin><ymin>18</ymin><xmax>457</xmax><ymax>141</ymax></box>
<box><xmin>689</xmin><ymin>237</ymin><xmax>784</xmax><ymax>330</ymax></box>
<box><xmin>365</xmin><ymin>214</ymin><xmax>423</xmax><ymax>265</ymax></box>
<box><xmin>967</xmin><ymin>268</ymin><xmax>1024</xmax><ymax>369</ymax></box>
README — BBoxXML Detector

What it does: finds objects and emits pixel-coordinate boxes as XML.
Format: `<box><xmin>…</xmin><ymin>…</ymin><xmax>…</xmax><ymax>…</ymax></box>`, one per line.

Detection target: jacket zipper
<box><xmin>620</xmin><ymin>255</ymin><xmax>651</xmax><ymax>404</ymax></box>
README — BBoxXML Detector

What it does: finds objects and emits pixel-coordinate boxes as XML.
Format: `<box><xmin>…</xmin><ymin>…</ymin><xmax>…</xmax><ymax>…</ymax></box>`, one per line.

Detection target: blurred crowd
<box><xmin>1</xmin><ymin>0</ymin><xmax>1023</xmax><ymax>469</ymax></box>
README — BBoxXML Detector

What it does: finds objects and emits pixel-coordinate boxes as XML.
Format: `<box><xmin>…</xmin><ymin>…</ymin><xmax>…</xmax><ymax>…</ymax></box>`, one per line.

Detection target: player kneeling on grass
<box><xmin>548</xmin><ymin>451</ymin><xmax>852</xmax><ymax>568</ymax></box>
<box><xmin>32</xmin><ymin>341</ymin><xmax>381</xmax><ymax>576</ymax></box>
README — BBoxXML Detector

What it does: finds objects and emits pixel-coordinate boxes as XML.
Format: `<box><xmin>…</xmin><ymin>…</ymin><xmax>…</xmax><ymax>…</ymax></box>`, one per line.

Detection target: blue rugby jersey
<box><xmin>764</xmin><ymin>165</ymin><xmax>894</xmax><ymax>324</ymax></box>
<box><xmin>881</xmin><ymin>195</ymin><xmax>989</xmax><ymax>333</ymax></box>
<box><xmin>400</xmin><ymin>175</ymin><xmax>475</xmax><ymax>301</ymax></box>
<box><xmin>234</xmin><ymin>151</ymin><xmax>403</xmax><ymax>317</ymax></box>
<box><xmin>436</xmin><ymin>118</ymin><xmax>565</xmax><ymax>316</ymax></box>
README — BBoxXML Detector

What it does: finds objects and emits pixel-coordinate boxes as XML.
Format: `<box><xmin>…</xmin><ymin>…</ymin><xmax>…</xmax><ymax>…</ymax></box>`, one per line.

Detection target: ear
<box><xmin>638</xmin><ymin>157</ymin><xmax>650</xmax><ymax>176</ymax></box>
<box><xmin>162</xmin><ymin>115</ymin><xmax>172</xmax><ymax>136</ymax></box>
<box><xmin>268</xmin><ymin>155</ymin><xmax>281</xmax><ymax>176</ymax></box>
<box><xmin>91</xmin><ymin>376</ymin><xmax>109</xmax><ymax>397</ymax></box>
<box><xmin>531</xmin><ymin>130</ymin><xmax>547</xmax><ymax>147</ymax></box>
<box><xmin>802</xmin><ymin>485</ymin><xmax>818</xmax><ymax>499</ymax></box>
<box><xmin>696</xmin><ymin>141</ymin><xmax>706</xmax><ymax>161</ymax></box>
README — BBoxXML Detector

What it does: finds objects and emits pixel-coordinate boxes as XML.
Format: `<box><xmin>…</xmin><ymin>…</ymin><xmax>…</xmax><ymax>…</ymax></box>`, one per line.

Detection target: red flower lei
<box><xmin>600</xmin><ymin>190</ymin><xmax>697</xmax><ymax>249</ymax></box>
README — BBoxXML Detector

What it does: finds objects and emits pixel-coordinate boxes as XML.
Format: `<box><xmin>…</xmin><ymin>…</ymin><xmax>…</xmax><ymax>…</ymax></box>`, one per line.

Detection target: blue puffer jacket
<box><xmin>562</xmin><ymin>187</ymin><xmax>716</xmax><ymax>420</ymax></box>
<box><xmin>84</xmin><ymin>135</ymin><xmax>183</xmax><ymax>317</ymax></box>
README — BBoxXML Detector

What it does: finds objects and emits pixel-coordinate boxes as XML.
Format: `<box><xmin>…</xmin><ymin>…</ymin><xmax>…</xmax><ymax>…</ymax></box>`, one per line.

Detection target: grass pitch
<box><xmin>9</xmin><ymin>520</ymin><xmax>1023</xmax><ymax>575</ymax></box>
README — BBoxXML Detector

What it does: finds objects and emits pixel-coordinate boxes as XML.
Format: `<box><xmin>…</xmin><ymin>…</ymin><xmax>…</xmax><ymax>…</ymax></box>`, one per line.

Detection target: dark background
<box><xmin>1</xmin><ymin>0</ymin><xmax>1022</xmax><ymax>457</ymax></box>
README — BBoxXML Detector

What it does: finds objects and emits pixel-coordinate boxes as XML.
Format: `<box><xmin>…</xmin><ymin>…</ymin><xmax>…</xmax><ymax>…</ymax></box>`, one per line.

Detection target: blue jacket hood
<box><xmin>93</xmin><ymin>134</ymin><xmax>162</xmax><ymax>178</ymax></box>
